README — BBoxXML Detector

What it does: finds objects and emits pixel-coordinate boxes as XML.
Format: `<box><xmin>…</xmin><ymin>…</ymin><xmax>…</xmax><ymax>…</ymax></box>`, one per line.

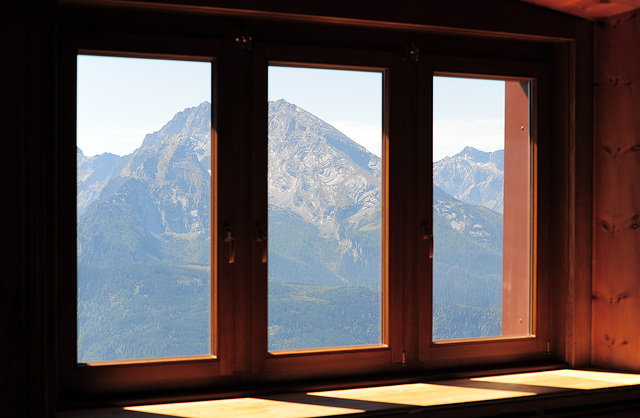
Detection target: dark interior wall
<box><xmin>593</xmin><ymin>10</ymin><xmax>640</xmax><ymax>372</ymax></box>
<box><xmin>1</xmin><ymin>1</ymin><xmax>27</xmax><ymax>417</ymax></box>
<box><xmin>2</xmin><ymin>1</ymin><xmax>57</xmax><ymax>416</ymax></box>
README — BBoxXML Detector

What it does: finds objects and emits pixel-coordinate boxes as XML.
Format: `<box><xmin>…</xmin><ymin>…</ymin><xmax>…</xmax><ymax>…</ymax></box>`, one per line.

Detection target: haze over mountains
<box><xmin>77</xmin><ymin>99</ymin><xmax>505</xmax><ymax>360</ymax></box>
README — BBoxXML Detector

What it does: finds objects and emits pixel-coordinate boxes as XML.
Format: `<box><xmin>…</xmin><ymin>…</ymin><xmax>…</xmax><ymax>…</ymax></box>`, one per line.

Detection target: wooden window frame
<box><xmin>248</xmin><ymin>44</ymin><xmax>404</xmax><ymax>380</ymax></box>
<box><xmin>57</xmin><ymin>31</ymin><xmax>241</xmax><ymax>399</ymax></box>
<box><xmin>55</xmin><ymin>11</ymin><xmax>565</xmax><ymax>408</ymax></box>
<box><xmin>416</xmin><ymin>56</ymin><xmax>552</xmax><ymax>367</ymax></box>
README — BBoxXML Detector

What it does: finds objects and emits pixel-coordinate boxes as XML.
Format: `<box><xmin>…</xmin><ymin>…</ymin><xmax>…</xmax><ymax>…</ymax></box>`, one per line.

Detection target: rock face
<box><xmin>77</xmin><ymin>148</ymin><xmax>121</xmax><ymax>216</ymax></box>
<box><xmin>433</xmin><ymin>146</ymin><xmax>504</xmax><ymax>213</ymax></box>
<box><xmin>433</xmin><ymin>184</ymin><xmax>502</xmax><ymax>248</ymax></box>
<box><xmin>140</xmin><ymin>101</ymin><xmax>211</xmax><ymax>171</ymax></box>
<box><xmin>268</xmin><ymin>99</ymin><xmax>381</xmax><ymax>252</ymax></box>
<box><xmin>77</xmin><ymin>102</ymin><xmax>212</xmax><ymax>267</ymax></box>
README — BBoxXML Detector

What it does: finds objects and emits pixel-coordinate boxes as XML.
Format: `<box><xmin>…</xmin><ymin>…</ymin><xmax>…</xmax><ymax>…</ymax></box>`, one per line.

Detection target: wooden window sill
<box><xmin>57</xmin><ymin>369</ymin><xmax>640</xmax><ymax>417</ymax></box>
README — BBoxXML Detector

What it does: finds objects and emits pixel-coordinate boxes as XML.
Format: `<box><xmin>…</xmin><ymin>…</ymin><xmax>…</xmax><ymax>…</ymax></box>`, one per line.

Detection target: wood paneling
<box><xmin>60</xmin><ymin>0</ymin><xmax>581</xmax><ymax>41</ymax></box>
<box><xmin>562</xmin><ymin>18</ymin><xmax>594</xmax><ymax>368</ymax></box>
<box><xmin>522</xmin><ymin>0</ymin><xmax>640</xmax><ymax>19</ymax></box>
<box><xmin>593</xmin><ymin>10</ymin><xmax>640</xmax><ymax>371</ymax></box>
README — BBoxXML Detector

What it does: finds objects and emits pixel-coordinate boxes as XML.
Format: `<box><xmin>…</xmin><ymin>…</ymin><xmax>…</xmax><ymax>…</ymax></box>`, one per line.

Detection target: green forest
<box><xmin>268</xmin><ymin>205</ymin><xmax>382</xmax><ymax>288</ymax></box>
<box><xmin>77</xmin><ymin>266</ymin><xmax>501</xmax><ymax>362</ymax></box>
<box><xmin>77</xmin><ymin>264</ymin><xmax>210</xmax><ymax>362</ymax></box>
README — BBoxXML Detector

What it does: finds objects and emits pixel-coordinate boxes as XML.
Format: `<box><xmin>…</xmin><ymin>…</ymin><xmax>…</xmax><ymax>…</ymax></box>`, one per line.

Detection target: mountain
<box><xmin>77</xmin><ymin>102</ymin><xmax>212</xmax><ymax>268</ymax></box>
<box><xmin>76</xmin><ymin>99</ymin><xmax>505</xmax><ymax>359</ymax></box>
<box><xmin>77</xmin><ymin>102</ymin><xmax>213</xmax><ymax>362</ymax></box>
<box><xmin>268</xmin><ymin>99</ymin><xmax>382</xmax><ymax>287</ymax></box>
<box><xmin>433</xmin><ymin>146</ymin><xmax>504</xmax><ymax>213</ymax></box>
<box><xmin>268</xmin><ymin>99</ymin><xmax>381</xmax><ymax>238</ymax></box>
<box><xmin>140</xmin><ymin>101</ymin><xmax>211</xmax><ymax>171</ymax></box>
<box><xmin>433</xmin><ymin>184</ymin><xmax>503</xmax><ymax>312</ymax></box>
<box><xmin>77</xmin><ymin>148</ymin><xmax>121</xmax><ymax>216</ymax></box>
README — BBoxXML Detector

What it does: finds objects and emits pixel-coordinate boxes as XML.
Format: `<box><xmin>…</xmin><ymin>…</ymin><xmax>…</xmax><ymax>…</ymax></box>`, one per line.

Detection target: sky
<box><xmin>77</xmin><ymin>55</ymin><xmax>211</xmax><ymax>157</ymax></box>
<box><xmin>268</xmin><ymin>66</ymin><xmax>383</xmax><ymax>157</ymax></box>
<box><xmin>433</xmin><ymin>76</ymin><xmax>505</xmax><ymax>161</ymax></box>
<box><xmin>77</xmin><ymin>55</ymin><xmax>506</xmax><ymax>161</ymax></box>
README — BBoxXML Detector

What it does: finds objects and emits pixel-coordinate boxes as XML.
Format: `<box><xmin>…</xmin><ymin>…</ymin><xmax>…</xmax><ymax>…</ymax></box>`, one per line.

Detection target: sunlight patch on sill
<box><xmin>59</xmin><ymin>369</ymin><xmax>640</xmax><ymax>418</ymax></box>
<box><xmin>124</xmin><ymin>397</ymin><xmax>365</xmax><ymax>417</ymax></box>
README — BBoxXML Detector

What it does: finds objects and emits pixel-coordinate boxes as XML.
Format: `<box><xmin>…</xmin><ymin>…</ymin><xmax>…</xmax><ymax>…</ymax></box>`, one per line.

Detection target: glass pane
<box><xmin>76</xmin><ymin>55</ymin><xmax>212</xmax><ymax>362</ymax></box>
<box><xmin>432</xmin><ymin>75</ymin><xmax>532</xmax><ymax>341</ymax></box>
<box><xmin>268</xmin><ymin>66</ymin><xmax>384</xmax><ymax>352</ymax></box>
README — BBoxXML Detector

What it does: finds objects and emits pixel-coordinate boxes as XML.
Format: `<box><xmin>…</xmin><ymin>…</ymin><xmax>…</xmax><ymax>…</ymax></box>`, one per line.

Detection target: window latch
<box><xmin>422</xmin><ymin>222</ymin><xmax>434</xmax><ymax>259</ymax></box>
<box><xmin>224</xmin><ymin>224</ymin><xmax>235</xmax><ymax>264</ymax></box>
<box><xmin>256</xmin><ymin>223</ymin><xmax>267</xmax><ymax>263</ymax></box>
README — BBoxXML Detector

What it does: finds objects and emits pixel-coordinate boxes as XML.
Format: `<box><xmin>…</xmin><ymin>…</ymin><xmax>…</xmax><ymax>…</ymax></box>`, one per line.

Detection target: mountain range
<box><xmin>77</xmin><ymin>99</ymin><xmax>505</xmax><ymax>360</ymax></box>
<box><xmin>433</xmin><ymin>146</ymin><xmax>504</xmax><ymax>213</ymax></box>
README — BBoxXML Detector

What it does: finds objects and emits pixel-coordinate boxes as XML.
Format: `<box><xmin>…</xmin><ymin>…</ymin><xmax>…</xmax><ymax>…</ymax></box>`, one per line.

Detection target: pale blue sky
<box><xmin>433</xmin><ymin>76</ymin><xmax>505</xmax><ymax>161</ymax></box>
<box><xmin>268</xmin><ymin>66</ymin><xmax>383</xmax><ymax>157</ymax></box>
<box><xmin>77</xmin><ymin>55</ymin><xmax>211</xmax><ymax>157</ymax></box>
<box><xmin>77</xmin><ymin>55</ymin><xmax>506</xmax><ymax>161</ymax></box>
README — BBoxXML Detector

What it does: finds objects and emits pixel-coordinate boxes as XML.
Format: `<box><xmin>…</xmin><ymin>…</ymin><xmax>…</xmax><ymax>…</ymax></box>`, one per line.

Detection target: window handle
<box><xmin>224</xmin><ymin>224</ymin><xmax>235</xmax><ymax>264</ymax></box>
<box><xmin>256</xmin><ymin>224</ymin><xmax>267</xmax><ymax>263</ymax></box>
<box><xmin>422</xmin><ymin>222</ymin><xmax>434</xmax><ymax>259</ymax></box>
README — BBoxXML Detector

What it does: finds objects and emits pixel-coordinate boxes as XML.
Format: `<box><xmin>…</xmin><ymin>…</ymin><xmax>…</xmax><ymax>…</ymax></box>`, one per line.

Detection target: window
<box><xmin>249</xmin><ymin>47</ymin><xmax>399</xmax><ymax>378</ymax></box>
<box><xmin>417</xmin><ymin>57</ymin><xmax>550</xmax><ymax>365</ymax></box>
<box><xmin>432</xmin><ymin>75</ymin><xmax>532</xmax><ymax>341</ymax></box>
<box><xmin>76</xmin><ymin>54</ymin><xmax>213</xmax><ymax>363</ymax></box>
<box><xmin>58</xmin><ymin>35</ymin><xmax>229</xmax><ymax>395</ymax></box>
<box><xmin>57</xmin><ymin>19</ymin><xmax>555</xmax><ymax>404</ymax></box>
<box><xmin>266</xmin><ymin>65</ymin><xmax>384</xmax><ymax>352</ymax></box>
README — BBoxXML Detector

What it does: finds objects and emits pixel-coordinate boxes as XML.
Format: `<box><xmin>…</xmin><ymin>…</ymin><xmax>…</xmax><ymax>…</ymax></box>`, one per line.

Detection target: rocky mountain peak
<box><xmin>268</xmin><ymin>99</ymin><xmax>381</xmax><ymax>246</ymax></box>
<box><xmin>434</xmin><ymin>146</ymin><xmax>504</xmax><ymax>213</ymax></box>
<box><xmin>140</xmin><ymin>101</ymin><xmax>211</xmax><ymax>170</ymax></box>
<box><xmin>269</xmin><ymin>99</ymin><xmax>381</xmax><ymax>177</ymax></box>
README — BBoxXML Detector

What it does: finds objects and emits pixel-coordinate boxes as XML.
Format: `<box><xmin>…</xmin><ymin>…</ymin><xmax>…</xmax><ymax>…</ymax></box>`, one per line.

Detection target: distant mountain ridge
<box><xmin>433</xmin><ymin>146</ymin><xmax>504</xmax><ymax>213</ymax></box>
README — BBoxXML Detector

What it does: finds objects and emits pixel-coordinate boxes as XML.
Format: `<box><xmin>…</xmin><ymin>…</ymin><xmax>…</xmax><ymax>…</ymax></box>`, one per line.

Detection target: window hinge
<box><xmin>406</xmin><ymin>40</ymin><xmax>419</xmax><ymax>62</ymax></box>
<box><xmin>234</xmin><ymin>30</ymin><xmax>252</xmax><ymax>51</ymax></box>
<box><xmin>545</xmin><ymin>340</ymin><xmax>551</xmax><ymax>355</ymax></box>
<box><xmin>401</xmin><ymin>351</ymin><xmax>406</xmax><ymax>366</ymax></box>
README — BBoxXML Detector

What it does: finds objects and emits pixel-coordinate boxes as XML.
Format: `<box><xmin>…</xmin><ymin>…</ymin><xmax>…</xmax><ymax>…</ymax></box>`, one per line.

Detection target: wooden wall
<box><xmin>593</xmin><ymin>10</ymin><xmax>640</xmax><ymax>371</ymax></box>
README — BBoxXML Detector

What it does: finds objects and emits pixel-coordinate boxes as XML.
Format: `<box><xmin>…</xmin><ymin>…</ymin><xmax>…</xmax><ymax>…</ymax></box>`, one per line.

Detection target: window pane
<box><xmin>268</xmin><ymin>66</ymin><xmax>384</xmax><ymax>352</ymax></box>
<box><xmin>432</xmin><ymin>75</ymin><xmax>532</xmax><ymax>341</ymax></box>
<box><xmin>76</xmin><ymin>55</ymin><xmax>212</xmax><ymax>362</ymax></box>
